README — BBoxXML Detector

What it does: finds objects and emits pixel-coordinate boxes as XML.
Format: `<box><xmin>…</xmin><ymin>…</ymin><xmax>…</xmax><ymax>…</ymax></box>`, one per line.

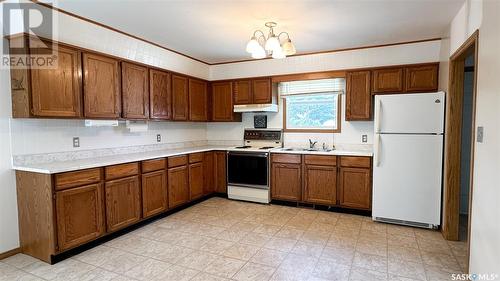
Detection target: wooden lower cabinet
<box><xmin>303</xmin><ymin>165</ymin><xmax>337</xmax><ymax>205</ymax></box>
<box><xmin>142</xmin><ymin>170</ymin><xmax>168</xmax><ymax>218</ymax></box>
<box><xmin>105</xmin><ymin>176</ymin><xmax>142</xmax><ymax>232</ymax></box>
<box><xmin>203</xmin><ymin>152</ymin><xmax>215</xmax><ymax>195</ymax></box>
<box><xmin>271</xmin><ymin>163</ymin><xmax>302</xmax><ymax>201</ymax></box>
<box><xmin>189</xmin><ymin>162</ymin><xmax>204</xmax><ymax>200</ymax></box>
<box><xmin>214</xmin><ymin>151</ymin><xmax>227</xmax><ymax>193</ymax></box>
<box><xmin>168</xmin><ymin>165</ymin><xmax>189</xmax><ymax>208</ymax></box>
<box><xmin>55</xmin><ymin>183</ymin><xmax>104</xmax><ymax>251</ymax></box>
<box><xmin>339</xmin><ymin>167</ymin><xmax>371</xmax><ymax>210</ymax></box>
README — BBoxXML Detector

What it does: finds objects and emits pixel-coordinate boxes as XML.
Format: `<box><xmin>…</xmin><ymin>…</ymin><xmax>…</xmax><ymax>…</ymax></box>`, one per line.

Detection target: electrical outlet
<box><xmin>73</xmin><ymin>137</ymin><xmax>80</xmax><ymax>148</ymax></box>
<box><xmin>362</xmin><ymin>134</ymin><xmax>368</xmax><ymax>143</ymax></box>
<box><xmin>156</xmin><ymin>134</ymin><xmax>161</xmax><ymax>143</ymax></box>
<box><xmin>477</xmin><ymin>126</ymin><xmax>484</xmax><ymax>143</ymax></box>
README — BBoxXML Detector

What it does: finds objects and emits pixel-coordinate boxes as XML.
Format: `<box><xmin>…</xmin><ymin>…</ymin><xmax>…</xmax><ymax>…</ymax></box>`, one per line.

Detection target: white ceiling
<box><xmin>47</xmin><ymin>0</ymin><xmax>464</xmax><ymax>64</ymax></box>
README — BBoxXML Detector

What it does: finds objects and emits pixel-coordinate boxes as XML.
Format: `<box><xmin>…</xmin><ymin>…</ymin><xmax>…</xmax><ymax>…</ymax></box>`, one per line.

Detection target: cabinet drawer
<box><xmin>340</xmin><ymin>156</ymin><xmax>371</xmax><ymax>168</ymax></box>
<box><xmin>55</xmin><ymin>168</ymin><xmax>102</xmax><ymax>190</ymax></box>
<box><xmin>105</xmin><ymin>162</ymin><xmax>139</xmax><ymax>180</ymax></box>
<box><xmin>189</xmin><ymin>153</ymin><xmax>204</xmax><ymax>163</ymax></box>
<box><xmin>142</xmin><ymin>158</ymin><xmax>166</xmax><ymax>173</ymax></box>
<box><xmin>271</xmin><ymin>153</ymin><xmax>301</xmax><ymax>164</ymax></box>
<box><xmin>304</xmin><ymin>155</ymin><xmax>336</xmax><ymax>166</ymax></box>
<box><xmin>168</xmin><ymin>155</ymin><xmax>188</xmax><ymax>168</ymax></box>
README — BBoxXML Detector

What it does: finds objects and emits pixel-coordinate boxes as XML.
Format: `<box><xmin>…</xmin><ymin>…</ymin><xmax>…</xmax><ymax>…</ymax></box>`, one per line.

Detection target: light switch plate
<box><xmin>156</xmin><ymin>134</ymin><xmax>161</xmax><ymax>143</ymax></box>
<box><xmin>73</xmin><ymin>137</ymin><xmax>80</xmax><ymax>148</ymax></box>
<box><xmin>477</xmin><ymin>126</ymin><xmax>484</xmax><ymax>143</ymax></box>
<box><xmin>362</xmin><ymin>135</ymin><xmax>368</xmax><ymax>143</ymax></box>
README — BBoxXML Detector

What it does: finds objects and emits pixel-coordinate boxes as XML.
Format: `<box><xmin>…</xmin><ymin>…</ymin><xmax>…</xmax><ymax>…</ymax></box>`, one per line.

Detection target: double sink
<box><xmin>278</xmin><ymin>147</ymin><xmax>335</xmax><ymax>153</ymax></box>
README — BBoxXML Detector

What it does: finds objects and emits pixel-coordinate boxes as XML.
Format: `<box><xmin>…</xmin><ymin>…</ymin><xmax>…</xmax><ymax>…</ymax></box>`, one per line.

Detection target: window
<box><xmin>280</xmin><ymin>78</ymin><xmax>344</xmax><ymax>133</ymax></box>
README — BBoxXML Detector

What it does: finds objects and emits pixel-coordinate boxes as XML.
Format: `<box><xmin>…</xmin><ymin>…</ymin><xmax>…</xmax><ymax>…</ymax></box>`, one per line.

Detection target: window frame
<box><xmin>283</xmin><ymin>94</ymin><xmax>342</xmax><ymax>133</ymax></box>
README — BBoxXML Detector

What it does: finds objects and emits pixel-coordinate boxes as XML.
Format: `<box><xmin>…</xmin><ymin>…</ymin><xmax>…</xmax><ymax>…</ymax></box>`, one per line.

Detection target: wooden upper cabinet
<box><xmin>405</xmin><ymin>64</ymin><xmax>439</xmax><ymax>92</ymax></box>
<box><xmin>29</xmin><ymin>45</ymin><xmax>83</xmax><ymax>118</ymax></box>
<box><xmin>55</xmin><ymin>183</ymin><xmax>104</xmax><ymax>251</ymax></box>
<box><xmin>121</xmin><ymin>62</ymin><xmax>149</xmax><ymax>119</ymax></box>
<box><xmin>142</xmin><ymin>170</ymin><xmax>167</xmax><ymax>218</ymax></box>
<box><xmin>303</xmin><ymin>165</ymin><xmax>337</xmax><ymax>205</ymax></box>
<box><xmin>252</xmin><ymin>78</ymin><xmax>272</xmax><ymax>104</ymax></box>
<box><xmin>149</xmin><ymin>69</ymin><xmax>172</xmax><ymax>120</ymax></box>
<box><xmin>188</xmin><ymin>79</ymin><xmax>208</xmax><ymax>121</ymax></box>
<box><xmin>271</xmin><ymin>163</ymin><xmax>302</xmax><ymax>201</ymax></box>
<box><xmin>346</xmin><ymin>71</ymin><xmax>372</xmax><ymax>121</ymax></box>
<box><xmin>83</xmin><ymin>53</ymin><xmax>121</xmax><ymax>118</ymax></box>
<box><xmin>212</xmin><ymin>82</ymin><xmax>236</xmax><ymax>121</ymax></box>
<box><xmin>172</xmin><ymin>75</ymin><xmax>189</xmax><ymax>121</ymax></box>
<box><xmin>104</xmin><ymin>176</ymin><xmax>141</xmax><ymax>232</ymax></box>
<box><xmin>372</xmin><ymin>67</ymin><xmax>404</xmax><ymax>94</ymax></box>
<box><xmin>234</xmin><ymin>80</ymin><xmax>252</xmax><ymax>105</ymax></box>
<box><xmin>168</xmin><ymin>165</ymin><xmax>189</xmax><ymax>208</ymax></box>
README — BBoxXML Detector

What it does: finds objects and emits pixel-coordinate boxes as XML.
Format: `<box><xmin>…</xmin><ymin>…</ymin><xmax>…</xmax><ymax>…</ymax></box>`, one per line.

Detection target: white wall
<box><xmin>0</xmin><ymin>38</ymin><xmax>20</xmax><ymax>254</ymax></box>
<box><xmin>210</xmin><ymin>40</ymin><xmax>442</xmax><ymax>80</ymax></box>
<box><xmin>466</xmin><ymin>0</ymin><xmax>500</xmax><ymax>275</ymax></box>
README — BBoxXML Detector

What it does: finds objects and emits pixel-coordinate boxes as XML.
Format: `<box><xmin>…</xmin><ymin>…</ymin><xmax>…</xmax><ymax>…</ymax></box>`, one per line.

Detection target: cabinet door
<box><xmin>122</xmin><ymin>62</ymin><xmax>149</xmax><ymax>119</ymax></box>
<box><xmin>211</xmin><ymin>82</ymin><xmax>234</xmax><ymax>121</ymax></box>
<box><xmin>214</xmin><ymin>151</ymin><xmax>227</xmax><ymax>193</ymax></box>
<box><xmin>252</xmin><ymin>78</ymin><xmax>272</xmax><ymax>104</ymax></box>
<box><xmin>55</xmin><ymin>183</ymin><xmax>104</xmax><ymax>251</ymax></box>
<box><xmin>339</xmin><ymin>167</ymin><xmax>371</xmax><ymax>210</ymax></box>
<box><xmin>346</xmin><ymin>71</ymin><xmax>372</xmax><ymax>121</ymax></box>
<box><xmin>189</xmin><ymin>162</ymin><xmax>204</xmax><ymax>200</ymax></box>
<box><xmin>303</xmin><ymin>165</ymin><xmax>337</xmax><ymax>205</ymax></box>
<box><xmin>372</xmin><ymin>68</ymin><xmax>404</xmax><ymax>93</ymax></box>
<box><xmin>405</xmin><ymin>64</ymin><xmax>439</xmax><ymax>92</ymax></box>
<box><xmin>172</xmin><ymin>75</ymin><xmax>189</xmax><ymax>121</ymax></box>
<box><xmin>30</xmin><ymin>45</ymin><xmax>82</xmax><ymax>117</ymax></box>
<box><xmin>234</xmin><ymin>80</ymin><xmax>252</xmax><ymax>105</ymax></box>
<box><xmin>168</xmin><ymin>165</ymin><xmax>189</xmax><ymax>208</ymax></box>
<box><xmin>105</xmin><ymin>176</ymin><xmax>141</xmax><ymax>232</ymax></box>
<box><xmin>142</xmin><ymin>170</ymin><xmax>167</xmax><ymax>218</ymax></box>
<box><xmin>188</xmin><ymin>79</ymin><xmax>208</xmax><ymax>121</ymax></box>
<box><xmin>271</xmin><ymin>163</ymin><xmax>301</xmax><ymax>201</ymax></box>
<box><xmin>83</xmin><ymin>53</ymin><xmax>121</xmax><ymax>118</ymax></box>
<box><xmin>149</xmin><ymin>69</ymin><xmax>171</xmax><ymax>120</ymax></box>
<box><xmin>203</xmin><ymin>152</ymin><xmax>215</xmax><ymax>195</ymax></box>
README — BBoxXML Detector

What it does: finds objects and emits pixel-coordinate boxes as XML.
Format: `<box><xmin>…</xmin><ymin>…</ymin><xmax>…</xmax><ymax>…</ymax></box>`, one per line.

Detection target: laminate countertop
<box><xmin>12</xmin><ymin>145</ymin><xmax>373</xmax><ymax>174</ymax></box>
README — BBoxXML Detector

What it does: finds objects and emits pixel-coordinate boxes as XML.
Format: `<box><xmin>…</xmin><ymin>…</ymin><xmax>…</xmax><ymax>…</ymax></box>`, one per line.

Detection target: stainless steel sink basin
<box><xmin>280</xmin><ymin>148</ymin><xmax>334</xmax><ymax>152</ymax></box>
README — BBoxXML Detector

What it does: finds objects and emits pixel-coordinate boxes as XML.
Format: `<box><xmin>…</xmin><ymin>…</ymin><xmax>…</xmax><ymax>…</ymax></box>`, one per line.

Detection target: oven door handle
<box><xmin>227</xmin><ymin>152</ymin><xmax>269</xmax><ymax>158</ymax></box>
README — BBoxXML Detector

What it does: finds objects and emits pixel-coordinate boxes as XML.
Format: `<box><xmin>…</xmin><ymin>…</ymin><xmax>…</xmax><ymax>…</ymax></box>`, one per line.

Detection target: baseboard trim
<box><xmin>0</xmin><ymin>247</ymin><xmax>21</xmax><ymax>260</ymax></box>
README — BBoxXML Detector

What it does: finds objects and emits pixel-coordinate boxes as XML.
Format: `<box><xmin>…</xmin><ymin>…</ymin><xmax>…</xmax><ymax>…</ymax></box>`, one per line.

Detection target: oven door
<box><xmin>227</xmin><ymin>152</ymin><xmax>269</xmax><ymax>189</ymax></box>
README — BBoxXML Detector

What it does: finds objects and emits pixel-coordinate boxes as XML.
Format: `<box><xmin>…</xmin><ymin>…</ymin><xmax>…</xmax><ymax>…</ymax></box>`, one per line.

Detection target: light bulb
<box><xmin>272</xmin><ymin>47</ymin><xmax>286</xmax><ymax>59</ymax></box>
<box><xmin>251</xmin><ymin>45</ymin><xmax>266</xmax><ymax>59</ymax></box>
<box><xmin>265</xmin><ymin>36</ymin><xmax>280</xmax><ymax>51</ymax></box>
<box><xmin>282</xmin><ymin>39</ymin><xmax>296</xmax><ymax>55</ymax></box>
<box><xmin>245</xmin><ymin>37</ymin><xmax>260</xmax><ymax>54</ymax></box>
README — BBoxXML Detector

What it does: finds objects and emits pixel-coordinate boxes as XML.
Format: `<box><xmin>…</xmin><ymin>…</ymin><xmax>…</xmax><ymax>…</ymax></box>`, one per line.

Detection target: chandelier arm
<box><xmin>253</xmin><ymin>30</ymin><xmax>266</xmax><ymax>38</ymax></box>
<box><xmin>277</xmin><ymin>32</ymin><xmax>290</xmax><ymax>42</ymax></box>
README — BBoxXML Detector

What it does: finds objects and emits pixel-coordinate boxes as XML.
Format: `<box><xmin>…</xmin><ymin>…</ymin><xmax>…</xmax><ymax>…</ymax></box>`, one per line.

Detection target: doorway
<box><xmin>442</xmin><ymin>30</ymin><xmax>479</xmax><ymax>272</ymax></box>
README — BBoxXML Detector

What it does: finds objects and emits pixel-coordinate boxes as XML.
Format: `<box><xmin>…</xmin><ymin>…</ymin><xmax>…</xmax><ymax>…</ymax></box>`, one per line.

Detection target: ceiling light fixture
<box><xmin>246</xmin><ymin>22</ymin><xmax>296</xmax><ymax>59</ymax></box>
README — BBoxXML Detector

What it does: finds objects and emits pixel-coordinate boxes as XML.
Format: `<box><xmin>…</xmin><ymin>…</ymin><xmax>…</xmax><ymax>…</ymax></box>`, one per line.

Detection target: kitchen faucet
<box><xmin>308</xmin><ymin>139</ymin><xmax>318</xmax><ymax>149</ymax></box>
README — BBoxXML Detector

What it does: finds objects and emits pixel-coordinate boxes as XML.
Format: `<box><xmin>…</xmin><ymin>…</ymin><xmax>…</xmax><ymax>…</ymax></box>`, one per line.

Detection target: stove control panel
<box><xmin>243</xmin><ymin>129</ymin><xmax>283</xmax><ymax>141</ymax></box>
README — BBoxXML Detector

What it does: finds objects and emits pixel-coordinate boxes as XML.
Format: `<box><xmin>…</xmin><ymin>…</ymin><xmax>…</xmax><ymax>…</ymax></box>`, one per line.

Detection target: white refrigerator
<box><xmin>372</xmin><ymin>92</ymin><xmax>445</xmax><ymax>228</ymax></box>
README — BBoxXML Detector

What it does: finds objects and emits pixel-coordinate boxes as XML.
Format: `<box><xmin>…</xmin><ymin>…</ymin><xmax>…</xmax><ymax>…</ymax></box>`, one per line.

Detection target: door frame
<box><xmin>442</xmin><ymin>30</ymin><xmax>479</xmax><ymax>270</ymax></box>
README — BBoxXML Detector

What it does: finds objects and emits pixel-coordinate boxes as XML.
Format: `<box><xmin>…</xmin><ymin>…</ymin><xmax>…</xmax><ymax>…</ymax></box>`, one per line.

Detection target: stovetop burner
<box><xmin>235</xmin><ymin>145</ymin><xmax>252</xmax><ymax>149</ymax></box>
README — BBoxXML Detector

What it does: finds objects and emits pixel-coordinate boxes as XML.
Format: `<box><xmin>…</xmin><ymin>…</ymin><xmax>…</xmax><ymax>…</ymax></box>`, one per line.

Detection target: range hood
<box><xmin>233</xmin><ymin>104</ymin><xmax>278</xmax><ymax>113</ymax></box>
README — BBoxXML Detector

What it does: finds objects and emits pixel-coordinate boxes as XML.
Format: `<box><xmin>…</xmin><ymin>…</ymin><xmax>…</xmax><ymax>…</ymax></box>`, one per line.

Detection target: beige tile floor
<box><xmin>0</xmin><ymin>197</ymin><xmax>468</xmax><ymax>281</ymax></box>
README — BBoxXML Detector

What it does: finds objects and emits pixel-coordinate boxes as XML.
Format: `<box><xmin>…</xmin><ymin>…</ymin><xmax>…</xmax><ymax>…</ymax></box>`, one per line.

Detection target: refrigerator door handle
<box><xmin>375</xmin><ymin>99</ymin><xmax>382</xmax><ymax>133</ymax></box>
<box><xmin>374</xmin><ymin>134</ymin><xmax>381</xmax><ymax>167</ymax></box>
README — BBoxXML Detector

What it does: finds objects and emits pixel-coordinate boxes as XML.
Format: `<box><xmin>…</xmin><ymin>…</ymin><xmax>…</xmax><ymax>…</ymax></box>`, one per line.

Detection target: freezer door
<box><xmin>373</xmin><ymin>134</ymin><xmax>443</xmax><ymax>226</ymax></box>
<box><xmin>374</xmin><ymin>92</ymin><xmax>445</xmax><ymax>134</ymax></box>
